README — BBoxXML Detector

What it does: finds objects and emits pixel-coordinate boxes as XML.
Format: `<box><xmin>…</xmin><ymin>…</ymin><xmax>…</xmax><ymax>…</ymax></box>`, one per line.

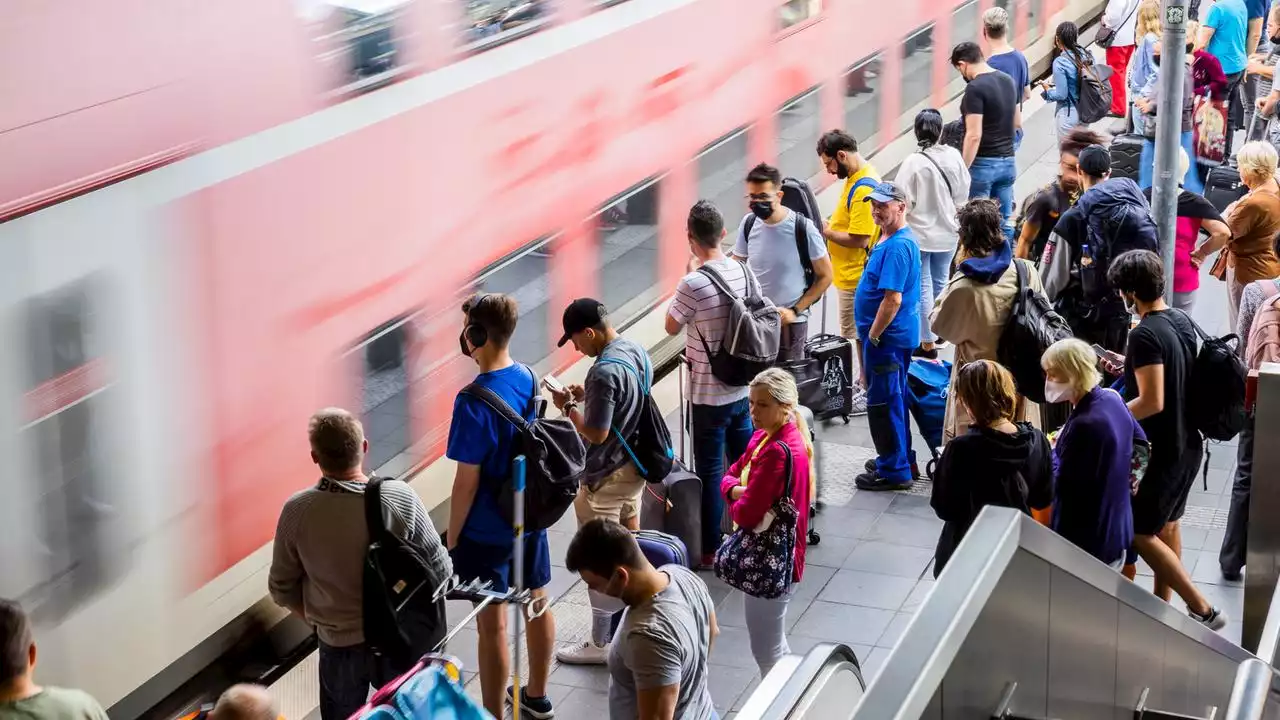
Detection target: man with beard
<box><xmin>1013</xmin><ymin>126</ymin><xmax>1108</xmax><ymax>262</ymax></box>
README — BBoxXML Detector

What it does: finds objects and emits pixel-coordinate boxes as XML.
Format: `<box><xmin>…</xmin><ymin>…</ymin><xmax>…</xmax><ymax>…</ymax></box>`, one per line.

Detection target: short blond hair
<box><xmin>1136</xmin><ymin>0</ymin><xmax>1161</xmax><ymax>38</ymax></box>
<box><xmin>1041</xmin><ymin>338</ymin><xmax>1102</xmax><ymax>396</ymax></box>
<box><xmin>308</xmin><ymin>407</ymin><xmax>365</xmax><ymax>474</ymax></box>
<box><xmin>1237</xmin><ymin>141</ymin><xmax>1279</xmax><ymax>187</ymax></box>
<box><xmin>749</xmin><ymin>368</ymin><xmax>814</xmax><ymax>461</ymax></box>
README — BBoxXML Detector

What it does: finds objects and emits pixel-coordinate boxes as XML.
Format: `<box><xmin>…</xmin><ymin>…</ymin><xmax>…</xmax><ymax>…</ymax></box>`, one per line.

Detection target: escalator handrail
<box><xmin>1256</xmin><ymin>574</ymin><xmax>1280</xmax><ymax>666</ymax></box>
<box><xmin>735</xmin><ymin>642</ymin><xmax>862</xmax><ymax>720</ymax></box>
<box><xmin>1223</xmin><ymin>658</ymin><xmax>1275</xmax><ymax>720</ymax></box>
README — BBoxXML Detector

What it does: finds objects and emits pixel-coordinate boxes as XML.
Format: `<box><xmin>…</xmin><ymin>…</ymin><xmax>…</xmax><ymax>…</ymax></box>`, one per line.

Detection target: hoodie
<box><xmin>956</xmin><ymin>238</ymin><xmax>1013</xmax><ymax>285</ymax></box>
<box><xmin>929</xmin><ymin>422</ymin><xmax>1053</xmax><ymax>576</ymax></box>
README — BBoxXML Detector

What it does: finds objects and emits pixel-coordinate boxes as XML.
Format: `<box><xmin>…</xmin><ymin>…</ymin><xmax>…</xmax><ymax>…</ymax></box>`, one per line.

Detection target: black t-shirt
<box><xmin>1020</xmin><ymin>181</ymin><xmax>1076</xmax><ymax>259</ymax></box>
<box><xmin>1140</xmin><ymin>187</ymin><xmax>1224</xmax><ymax>223</ymax></box>
<box><xmin>1122</xmin><ymin>309</ymin><xmax>1202</xmax><ymax>482</ymax></box>
<box><xmin>960</xmin><ymin>71</ymin><xmax>1018</xmax><ymax>158</ymax></box>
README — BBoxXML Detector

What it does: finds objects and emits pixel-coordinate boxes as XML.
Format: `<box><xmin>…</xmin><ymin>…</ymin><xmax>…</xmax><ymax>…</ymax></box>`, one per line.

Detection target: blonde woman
<box><xmin>718</xmin><ymin>368</ymin><xmax>812</xmax><ymax>677</ymax></box>
<box><xmin>1128</xmin><ymin>0</ymin><xmax>1161</xmax><ymax>132</ymax></box>
<box><xmin>1193</xmin><ymin>141</ymin><xmax>1280</xmax><ymax>328</ymax></box>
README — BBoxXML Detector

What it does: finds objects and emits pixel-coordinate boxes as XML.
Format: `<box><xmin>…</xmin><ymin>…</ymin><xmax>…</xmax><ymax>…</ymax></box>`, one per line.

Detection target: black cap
<box><xmin>1078</xmin><ymin>144</ymin><xmax>1111</xmax><ymax>178</ymax></box>
<box><xmin>558</xmin><ymin>298</ymin><xmax>608</xmax><ymax>347</ymax></box>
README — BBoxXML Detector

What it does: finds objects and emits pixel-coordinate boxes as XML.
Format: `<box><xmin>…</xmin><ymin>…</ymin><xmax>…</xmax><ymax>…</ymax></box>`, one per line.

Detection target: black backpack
<box><xmin>1070</xmin><ymin>50</ymin><xmax>1114</xmax><ymax>124</ymax></box>
<box><xmin>461</xmin><ymin>367</ymin><xmax>585</xmax><ymax>531</ymax></box>
<box><xmin>362</xmin><ymin>478</ymin><xmax>448</xmax><ymax>670</ymax></box>
<box><xmin>997</xmin><ymin>260</ymin><xmax>1074</xmax><ymax>403</ymax></box>
<box><xmin>743</xmin><ymin>176</ymin><xmax>823</xmax><ymax>290</ymax></box>
<box><xmin>1181</xmin><ymin>312</ymin><xmax>1248</xmax><ymax>441</ymax></box>
<box><xmin>597</xmin><ymin>356</ymin><xmax>676</xmax><ymax>482</ymax></box>
<box><xmin>1076</xmin><ymin>179</ymin><xmax>1159</xmax><ymax>306</ymax></box>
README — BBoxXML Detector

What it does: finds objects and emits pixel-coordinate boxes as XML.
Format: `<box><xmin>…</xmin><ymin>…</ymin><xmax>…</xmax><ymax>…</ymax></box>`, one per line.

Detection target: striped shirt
<box><xmin>669</xmin><ymin>257</ymin><xmax>753</xmax><ymax>406</ymax></box>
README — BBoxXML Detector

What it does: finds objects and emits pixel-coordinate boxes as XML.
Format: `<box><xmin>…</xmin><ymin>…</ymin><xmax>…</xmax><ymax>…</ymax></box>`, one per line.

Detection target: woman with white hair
<box><xmin>1206</xmin><ymin>141</ymin><xmax>1280</xmax><ymax>328</ymax></box>
<box><xmin>717</xmin><ymin>368</ymin><xmax>812</xmax><ymax>677</ymax></box>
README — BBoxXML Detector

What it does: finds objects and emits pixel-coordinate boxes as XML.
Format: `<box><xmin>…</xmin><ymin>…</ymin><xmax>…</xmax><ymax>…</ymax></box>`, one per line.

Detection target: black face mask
<box><xmin>1153</xmin><ymin>55</ymin><xmax>1161</xmax><ymax>67</ymax></box>
<box><xmin>459</xmin><ymin>331</ymin><xmax>473</xmax><ymax>358</ymax></box>
<box><xmin>750</xmin><ymin>201</ymin><xmax>773</xmax><ymax>220</ymax></box>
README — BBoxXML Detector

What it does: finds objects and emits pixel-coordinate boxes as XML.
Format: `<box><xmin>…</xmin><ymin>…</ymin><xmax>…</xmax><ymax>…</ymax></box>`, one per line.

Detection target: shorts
<box><xmin>449</xmin><ymin>530</ymin><xmax>551</xmax><ymax>594</ymax></box>
<box><xmin>576</xmin><ymin>462</ymin><xmax>646</xmax><ymax>525</ymax></box>
<box><xmin>1130</xmin><ymin>448</ymin><xmax>1202</xmax><ymax>537</ymax></box>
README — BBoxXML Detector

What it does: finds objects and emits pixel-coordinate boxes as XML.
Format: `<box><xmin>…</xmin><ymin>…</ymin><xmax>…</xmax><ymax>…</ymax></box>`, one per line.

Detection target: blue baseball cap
<box><xmin>864</xmin><ymin>181</ymin><xmax>908</xmax><ymax>204</ymax></box>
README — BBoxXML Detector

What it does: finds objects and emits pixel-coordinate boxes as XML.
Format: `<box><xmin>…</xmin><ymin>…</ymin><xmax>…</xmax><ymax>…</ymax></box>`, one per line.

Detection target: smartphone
<box><xmin>542</xmin><ymin>375</ymin><xmax>566</xmax><ymax>394</ymax></box>
<box><xmin>1092</xmin><ymin>344</ymin><xmax>1124</xmax><ymax>373</ymax></box>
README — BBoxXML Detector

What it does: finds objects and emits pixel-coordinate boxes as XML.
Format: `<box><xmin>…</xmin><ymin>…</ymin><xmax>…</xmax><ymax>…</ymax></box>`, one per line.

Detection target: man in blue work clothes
<box><xmin>852</xmin><ymin>182</ymin><xmax>922</xmax><ymax>491</ymax></box>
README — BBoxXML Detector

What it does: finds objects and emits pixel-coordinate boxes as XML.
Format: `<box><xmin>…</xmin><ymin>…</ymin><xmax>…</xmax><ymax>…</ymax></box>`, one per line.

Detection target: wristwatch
<box><xmin>562</xmin><ymin>400</ymin><xmax>579</xmax><ymax>415</ymax></box>
<box><xmin>869</xmin><ymin>335</ymin><xmax>882</xmax><ymax>347</ymax></box>
<box><xmin>789</xmin><ymin>305</ymin><xmax>802</xmax><ymax>317</ymax></box>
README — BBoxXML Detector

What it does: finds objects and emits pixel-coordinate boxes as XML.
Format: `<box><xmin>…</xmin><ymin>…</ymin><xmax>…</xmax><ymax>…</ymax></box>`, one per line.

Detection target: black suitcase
<box><xmin>1108</xmin><ymin>133</ymin><xmax>1144</xmax><ymax>181</ymax></box>
<box><xmin>1206</xmin><ymin>164</ymin><xmax>1246</xmax><ymax>212</ymax></box>
<box><xmin>795</xmin><ymin>332</ymin><xmax>855</xmax><ymax>422</ymax></box>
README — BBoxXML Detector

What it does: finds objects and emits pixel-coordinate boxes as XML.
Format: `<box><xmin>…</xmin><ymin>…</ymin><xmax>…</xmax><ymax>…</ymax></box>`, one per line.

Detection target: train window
<box><xmin>358</xmin><ymin>320</ymin><xmax>415</xmax><ymax>474</ymax></box>
<box><xmin>901</xmin><ymin>24</ymin><xmax>935</xmax><ymax>113</ymax></box>
<box><xmin>1027</xmin><ymin>0</ymin><xmax>1043</xmax><ymax>46</ymax></box>
<box><xmin>776</xmin><ymin>88</ymin><xmax>821</xmax><ymax>181</ymax></box>
<box><xmin>844</xmin><ymin>55</ymin><xmax>882</xmax><ymax>155</ymax></box>
<box><xmin>952</xmin><ymin>0</ymin><xmax>980</xmax><ymax>46</ymax></box>
<box><xmin>302</xmin><ymin>0</ymin><xmax>416</xmax><ymax>96</ymax></box>
<box><xmin>468</xmin><ymin>238</ymin><xmax>555</xmax><ymax>368</ymax></box>
<box><xmin>697</xmin><ymin>129</ymin><xmax>750</xmax><ymax>248</ymax></box>
<box><xmin>459</xmin><ymin>0</ymin><xmax>550</xmax><ymax>53</ymax></box>
<box><xmin>778</xmin><ymin>0</ymin><xmax>822</xmax><ymax>30</ymax></box>
<box><xmin>593</xmin><ymin>181</ymin><xmax>663</xmax><ymax>329</ymax></box>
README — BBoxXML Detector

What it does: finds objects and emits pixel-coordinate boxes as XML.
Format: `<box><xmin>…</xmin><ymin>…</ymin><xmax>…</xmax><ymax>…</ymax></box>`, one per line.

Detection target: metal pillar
<box><xmin>1245</xmin><ymin>364</ymin><xmax>1280</xmax><ymax>653</ymax></box>
<box><xmin>1152</xmin><ymin>0</ymin><xmax>1189</xmax><ymax>303</ymax></box>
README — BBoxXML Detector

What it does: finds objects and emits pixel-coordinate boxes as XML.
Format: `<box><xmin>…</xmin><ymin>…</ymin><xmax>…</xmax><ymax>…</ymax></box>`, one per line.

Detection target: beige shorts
<box><xmin>837</xmin><ymin>286</ymin><xmax>857</xmax><ymax>341</ymax></box>
<box><xmin>575</xmin><ymin>462</ymin><xmax>646</xmax><ymax>525</ymax></box>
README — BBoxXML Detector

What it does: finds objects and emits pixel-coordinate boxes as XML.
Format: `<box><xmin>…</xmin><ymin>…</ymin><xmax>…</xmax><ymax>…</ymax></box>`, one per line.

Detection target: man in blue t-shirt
<box><xmin>982</xmin><ymin>6</ymin><xmax>1031</xmax><ymax>148</ymax></box>
<box><xmin>1199</xmin><ymin>0</ymin><xmax>1251</xmax><ymax>141</ymax></box>
<box><xmin>445</xmin><ymin>292</ymin><xmax>556</xmax><ymax>720</ymax></box>
<box><xmin>852</xmin><ymin>182</ymin><xmax>922</xmax><ymax>491</ymax></box>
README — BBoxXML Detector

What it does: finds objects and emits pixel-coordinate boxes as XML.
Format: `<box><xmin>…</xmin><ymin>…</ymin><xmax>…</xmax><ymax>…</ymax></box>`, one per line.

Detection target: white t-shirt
<box><xmin>669</xmin><ymin>257</ymin><xmax>753</xmax><ymax>406</ymax></box>
<box><xmin>896</xmin><ymin>144</ymin><xmax>971</xmax><ymax>252</ymax></box>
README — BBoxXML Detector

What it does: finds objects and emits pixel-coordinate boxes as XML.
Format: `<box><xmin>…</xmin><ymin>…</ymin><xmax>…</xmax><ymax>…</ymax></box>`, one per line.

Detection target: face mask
<box><xmin>1123</xmin><ymin>293</ymin><xmax>1139</xmax><ymax>316</ymax></box>
<box><xmin>750</xmin><ymin>201</ymin><xmax>773</xmax><ymax>220</ymax></box>
<box><xmin>458</xmin><ymin>331</ymin><xmax>473</xmax><ymax>358</ymax></box>
<box><xmin>1153</xmin><ymin>55</ymin><xmax>1161</xmax><ymax>67</ymax></box>
<box><xmin>1044</xmin><ymin>380</ymin><xmax>1073</xmax><ymax>404</ymax></box>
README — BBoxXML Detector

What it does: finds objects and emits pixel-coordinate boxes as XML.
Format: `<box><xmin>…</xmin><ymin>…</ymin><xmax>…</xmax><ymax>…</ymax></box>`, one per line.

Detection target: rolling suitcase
<box><xmin>1206</xmin><ymin>164</ymin><xmax>1246</xmax><ymax>212</ymax></box>
<box><xmin>639</xmin><ymin>358</ymin><xmax>702</xmax><ymax>565</ymax></box>
<box><xmin>633</xmin><ymin>529</ymin><xmax>689</xmax><ymax>567</ymax></box>
<box><xmin>781</xmin><ymin>295</ymin><xmax>854</xmax><ymax>423</ymax></box>
<box><xmin>1108</xmin><ymin>133</ymin><xmax>1144</xmax><ymax>181</ymax></box>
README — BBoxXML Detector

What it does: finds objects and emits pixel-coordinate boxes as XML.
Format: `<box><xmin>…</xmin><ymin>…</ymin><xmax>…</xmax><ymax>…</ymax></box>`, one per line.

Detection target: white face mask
<box><xmin>1044</xmin><ymin>380</ymin><xmax>1074</xmax><ymax>404</ymax></box>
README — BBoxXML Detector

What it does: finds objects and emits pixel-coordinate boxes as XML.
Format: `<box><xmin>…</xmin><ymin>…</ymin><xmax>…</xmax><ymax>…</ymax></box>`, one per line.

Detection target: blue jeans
<box><xmin>918</xmin><ymin>249</ymin><xmax>954</xmax><ymax>344</ymax></box>
<box><xmin>968</xmin><ymin>156</ymin><xmax>1017</xmax><ymax>244</ymax></box>
<box><xmin>1138</xmin><ymin>131</ymin><xmax>1204</xmax><ymax>194</ymax></box>
<box><xmin>863</xmin><ymin>342</ymin><xmax>916</xmax><ymax>482</ymax></box>
<box><xmin>318</xmin><ymin>641</ymin><xmax>399</xmax><ymax>720</ymax></box>
<box><xmin>692</xmin><ymin>398</ymin><xmax>753</xmax><ymax>555</ymax></box>
<box><xmin>1054</xmin><ymin>104</ymin><xmax>1080</xmax><ymax>143</ymax></box>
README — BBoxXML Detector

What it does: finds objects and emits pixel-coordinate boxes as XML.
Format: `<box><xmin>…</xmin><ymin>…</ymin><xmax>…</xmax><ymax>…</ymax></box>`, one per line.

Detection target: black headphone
<box><xmin>464</xmin><ymin>293</ymin><xmax>495</xmax><ymax>350</ymax></box>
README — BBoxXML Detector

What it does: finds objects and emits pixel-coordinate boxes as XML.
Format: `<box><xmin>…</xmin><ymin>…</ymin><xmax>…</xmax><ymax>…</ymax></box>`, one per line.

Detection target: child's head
<box><xmin>954</xmin><ymin>360</ymin><xmax>1018</xmax><ymax>428</ymax></box>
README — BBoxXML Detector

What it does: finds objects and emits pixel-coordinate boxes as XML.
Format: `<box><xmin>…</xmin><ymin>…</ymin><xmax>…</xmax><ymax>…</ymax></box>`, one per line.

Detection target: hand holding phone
<box><xmin>542</xmin><ymin>375</ymin><xmax>566</xmax><ymax>394</ymax></box>
<box><xmin>1092</xmin><ymin>344</ymin><xmax>1125</xmax><ymax>375</ymax></box>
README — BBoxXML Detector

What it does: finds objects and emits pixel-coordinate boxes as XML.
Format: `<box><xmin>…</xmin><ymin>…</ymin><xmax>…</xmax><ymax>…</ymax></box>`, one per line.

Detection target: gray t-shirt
<box><xmin>609</xmin><ymin>565</ymin><xmax>716</xmax><ymax>720</ymax></box>
<box><xmin>0</xmin><ymin>687</ymin><xmax>109</xmax><ymax>720</ymax></box>
<box><xmin>584</xmin><ymin>337</ymin><xmax>653</xmax><ymax>486</ymax></box>
<box><xmin>731</xmin><ymin>209</ymin><xmax>827</xmax><ymax>309</ymax></box>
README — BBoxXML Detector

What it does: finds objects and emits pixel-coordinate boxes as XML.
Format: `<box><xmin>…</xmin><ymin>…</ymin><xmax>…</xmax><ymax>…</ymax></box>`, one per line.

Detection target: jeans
<box><xmin>1054</xmin><ymin>104</ymin><xmax>1080</xmax><ymax>144</ymax></box>
<box><xmin>1138</xmin><ymin>131</ymin><xmax>1204</xmax><ymax>194</ymax></box>
<box><xmin>318</xmin><ymin>641</ymin><xmax>399</xmax><ymax>720</ymax></box>
<box><xmin>691</xmin><ymin>398</ymin><xmax>753</xmax><ymax>556</ymax></box>
<box><xmin>918</xmin><ymin>249</ymin><xmax>954</xmax><ymax>344</ymax></box>
<box><xmin>743</xmin><ymin>591</ymin><xmax>792</xmax><ymax>677</ymax></box>
<box><xmin>1221</xmin><ymin>414</ymin><xmax>1255</xmax><ymax>574</ymax></box>
<box><xmin>969</xmin><ymin>156</ymin><xmax>1017</xmax><ymax>244</ymax></box>
<box><xmin>863</xmin><ymin>342</ymin><xmax>916</xmax><ymax>482</ymax></box>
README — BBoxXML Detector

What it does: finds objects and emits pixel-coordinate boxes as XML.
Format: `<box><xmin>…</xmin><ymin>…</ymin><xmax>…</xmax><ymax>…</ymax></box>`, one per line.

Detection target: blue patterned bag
<box><xmin>713</xmin><ymin>441</ymin><xmax>798</xmax><ymax>600</ymax></box>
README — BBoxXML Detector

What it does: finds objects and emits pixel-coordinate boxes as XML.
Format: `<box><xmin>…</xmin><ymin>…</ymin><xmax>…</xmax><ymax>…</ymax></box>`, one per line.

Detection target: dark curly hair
<box><xmin>956</xmin><ymin>198</ymin><xmax>1005</xmax><ymax>257</ymax></box>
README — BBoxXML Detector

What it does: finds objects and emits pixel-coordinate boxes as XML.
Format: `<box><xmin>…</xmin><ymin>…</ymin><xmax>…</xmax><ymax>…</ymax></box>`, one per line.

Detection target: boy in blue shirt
<box><xmin>852</xmin><ymin>182</ymin><xmax>923</xmax><ymax>491</ymax></box>
<box><xmin>446</xmin><ymin>292</ymin><xmax>556</xmax><ymax>720</ymax></box>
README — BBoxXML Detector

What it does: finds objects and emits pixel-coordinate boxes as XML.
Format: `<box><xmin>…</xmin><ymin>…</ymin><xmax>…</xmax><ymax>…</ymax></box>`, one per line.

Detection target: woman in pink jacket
<box><xmin>719</xmin><ymin>368</ymin><xmax>812</xmax><ymax>677</ymax></box>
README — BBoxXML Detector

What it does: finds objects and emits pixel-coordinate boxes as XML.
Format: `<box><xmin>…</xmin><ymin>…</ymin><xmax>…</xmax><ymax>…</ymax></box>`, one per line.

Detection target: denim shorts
<box><xmin>450</xmin><ymin>530</ymin><xmax>552</xmax><ymax>594</ymax></box>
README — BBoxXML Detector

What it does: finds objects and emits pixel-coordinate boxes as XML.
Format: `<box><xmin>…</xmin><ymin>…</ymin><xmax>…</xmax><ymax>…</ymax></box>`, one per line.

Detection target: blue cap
<box><xmin>864</xmin><ymin>181</ymin><xmax>908</xmax><ymax>204</ymax></box>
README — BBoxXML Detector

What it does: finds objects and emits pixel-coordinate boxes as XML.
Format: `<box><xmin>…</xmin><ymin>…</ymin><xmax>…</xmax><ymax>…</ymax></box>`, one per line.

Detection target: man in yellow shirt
<box><xmin>817</xmin><ymin>130</ymin><xmax>879</xmax><ymax>407</ymax></box>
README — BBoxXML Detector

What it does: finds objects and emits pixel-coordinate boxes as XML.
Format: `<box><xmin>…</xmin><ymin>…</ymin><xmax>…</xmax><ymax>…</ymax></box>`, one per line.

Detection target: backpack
<box><xmin>597</xmin><ymin>355</ymin><xmax>676</xmax><ymax>482</ymax></box>
<box><xmin>1075</xmin><ymin>179</ymin><xmax>1159</xmax><ymax>306</ymax></box>
<box><xmin>1181</xmin><ymin>311</ymin><xmax>1249</xmax><ymax>441</ymax></box>
<box><xmin>742</xmin><ymin>175</ymin><xmax>836</xmax><ymax>291</ymax></box>
<box><xmin>1070</xmin><ymin>50</ymin><xmax>1114</xmax><ymax>124</ymax></box>
<box><xmin>1246</xmin><ymin>292</ymin><xmax>1280</xmax><ymax>370</ymax></box>
<box><xmin>362</xmin><ymin>478</ymin><xmax>449</xmax><ymax>670</ymax></box>
<box><xmin>460</xmin><ymin>367</ymin><xmax>585</xmax><ymax>531</ymax></box>
<box><xmin>693</xmin><ymin>263</ymin><xmax>781</xmax><ymax>386</ymax></box>
<box><xmin>997</xmin><ymin>259</ymin><xmax>1075</xmax><ymax>403</ymax></box>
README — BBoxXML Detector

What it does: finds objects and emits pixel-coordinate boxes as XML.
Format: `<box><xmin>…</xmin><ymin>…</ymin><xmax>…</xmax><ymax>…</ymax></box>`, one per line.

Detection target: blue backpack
<box><xmin>1075</xmin><ymin>178</ymin><xmax>1159</xmax><ymax>305</ymax></box>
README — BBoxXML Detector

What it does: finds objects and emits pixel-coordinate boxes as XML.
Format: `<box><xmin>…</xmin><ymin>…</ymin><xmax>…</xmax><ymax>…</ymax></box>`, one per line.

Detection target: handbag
<box><xmin>713</xmin><ymin>441</ymin><xmax>799</xmax><ymax>600</ymax></box>
<box><xmin>1209</xmin><ymin>248</ymin><xmax>1230</xmax><ymax>281</ymax></box>
<box><xmin>1097</xmin><ymin>0</ymin><xmax>1139</xmax><ymax>49</ymax></box>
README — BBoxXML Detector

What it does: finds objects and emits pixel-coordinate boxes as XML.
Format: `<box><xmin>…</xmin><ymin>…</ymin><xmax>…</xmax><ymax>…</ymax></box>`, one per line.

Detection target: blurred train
<box><xmin>0</xmin><ymin>0</ymin><xmax>1101</xmax><ymax>714</ymax></box>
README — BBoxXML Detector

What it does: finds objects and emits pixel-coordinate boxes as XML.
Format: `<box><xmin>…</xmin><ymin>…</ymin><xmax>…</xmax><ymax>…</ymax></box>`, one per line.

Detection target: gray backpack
<box><xmin>693</xmin><ymin>264</ymin><xmax>781</xmax><ymax>386</ymax></box>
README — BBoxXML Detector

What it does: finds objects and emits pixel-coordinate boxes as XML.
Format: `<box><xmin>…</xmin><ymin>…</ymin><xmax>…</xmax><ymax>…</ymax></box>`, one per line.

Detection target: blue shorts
<box><xmin>449</xmin><ymin>530</ymin><xmax>552</xmax><ymax>594</ymax></box>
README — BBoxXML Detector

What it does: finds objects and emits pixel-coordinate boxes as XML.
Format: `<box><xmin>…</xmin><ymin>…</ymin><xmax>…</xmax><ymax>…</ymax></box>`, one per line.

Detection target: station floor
<box><xmin>276</xmin><ymin>87</ymin><xmax>1247</xmax><ymax>720</ymax></box>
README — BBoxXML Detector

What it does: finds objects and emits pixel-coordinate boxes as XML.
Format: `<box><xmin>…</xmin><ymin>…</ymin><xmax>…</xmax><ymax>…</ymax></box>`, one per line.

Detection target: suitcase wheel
<box><xmin>807</xmin><ymin>529</ymin><xmax>821</xmax><ymax>546</ymax></box>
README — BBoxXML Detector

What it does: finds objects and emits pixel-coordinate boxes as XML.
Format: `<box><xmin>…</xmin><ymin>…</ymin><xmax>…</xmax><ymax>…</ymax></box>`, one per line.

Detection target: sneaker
<box><xmin>506</xmin><ymin>686</ymin><xmax>555</xmax><ymax>719</ymax></box>
<box><xmin>1190</xmin><ymin>605</ymin><xmax>1228</xmax><ymax>631</ymax></box>
<box><xmin>850</xmin><ymin>388</ymin><xmax>868</xmax><ymax>416</ymax></box>
<box><xmin>854</xmin><ymin>470</ymin><xmax>912</xmax><ymax>492</ymax></box>
<box><xmin>556</xmin><ymin>640</ymin><xmax>608</xmax><ymax>665</ymax></box>
<box><xmin>865</xmin><ymin>457</ymin><xmax>922</xmax><ymax>479</ymax></box>
<box><xmin>912</xmin><ymin>346</ymin><xmax>939</xmax><ymax>360</ymax></box>
<box><xmin>1221</xmin><ymin>567</ymin><xmax>1244</xmax><ymax>582</ymax></box>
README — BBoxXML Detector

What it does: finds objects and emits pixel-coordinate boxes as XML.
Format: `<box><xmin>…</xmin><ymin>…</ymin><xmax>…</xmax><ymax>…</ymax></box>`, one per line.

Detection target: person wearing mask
<box><xmin>730</xmin><ymin>163</ymin><xmax>834</xmax><ymax>362</ymax></box>
<box><xmin>565</xmin><ymin>519</ymin><xmax>718</xmax><ymax>720</ymax></box>
<box><xmin>1142</xmin><ymin>148</ymin><xmax>1230</xmax><ymax>312</ymax></box>
<box><xmin>983</xmin><ymin>6</ymin><xmax>1032</xmax><ymax>149</ymax></box>
<box><xmin>932</xmin><ymin>199</ymin><xmax>1045</xmax><ymax>441</ymax></box>
<box><xmin>895</xmin><ymin>109</ymin><xmax>970</xmax><ymax>358</ymax></box>
<box><xmin>951</xmin><ymin>42</ymin><xmax>1022</xmax><ymax>243</ymax></box>
<box><xmin>817</xmin><ymin>129</ymin><xmax>880</xmax><ymax>410</ymax></box>
<box><xmin>1014</xmin><ymin>127</ymin><xmax>1108</xmax><ymax>261</ymax></box>
<box><xmin>270</xmin><ymin>408</ymin><xmax>452</xmax><ymax>720</ymax></box>
<box><xmin>1194</xmin><ymin>141</ymin><xmax>1280</xmax><ymax>329</ymax></box>
<box><xmin>1106</xmin><ymin>251</ymin><xmax>1228</xmax><ymax>629</ymax></box>
<box><xmin>1034</xmin><ymin>22</ymin><xmax>1095</xmax><ymax>142</ymax></box>
<box><xmin>551</xmin><ymin>299</ymin><xmax>653</xmax><ymax>667</ymax></box>
<box><xmin>666</xmin><ymin>201</ymin><xmax>757</xmax><ymax>568</ymax></box>
<box><xmin>1102</xmin><ymin>0</ymin><xmax>1143</xmax><ymax>117</ymax></box>
<box><xmin>1197</xmin><ymin>0</ymin><xmax>1251</xmax><ymax>152</ymax></box>
<box><xmin>852</xmin><ymin>182</ymin><xmax>923</xmax><ymax>491</ymax></box>
<box><xmin>0</xmin><ymin>599</ymin><xmax>108</xmax><ymax>720</ymax></box>
<box><xmin>1128</xmin><ymin>0</ymin><xmax>1162</xmax><ymax>132</ymax></box>
<box><xmin>719</xmin><ymin>368</ymin><xmax>812</xmax><ymax>677</ymax></box>
<box><xmin>930</xmin><ymin>360</ymin><xmax>1053</xmax><ymax>577</ymax></box>
<box><xmin>1039</xmin><ymin>339</ymin><xmax>1143</xmax><ymax>569</ymax></box>
<box><xmin>1134</xmin><ymin>38</ymin><xmax>1205</xmax><ymax>192</ymax></box>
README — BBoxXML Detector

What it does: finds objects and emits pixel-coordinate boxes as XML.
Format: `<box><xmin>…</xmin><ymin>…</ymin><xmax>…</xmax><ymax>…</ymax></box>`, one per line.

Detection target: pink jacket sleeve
<box><xmin>721</xmin><ymin>431</ymin><xmax>765</xmax><ymax>500</ymax></box>
<box><xmin>725</xmin><ymin>440</ymin><xmax>788</xmax><ymax>530</ymax></box>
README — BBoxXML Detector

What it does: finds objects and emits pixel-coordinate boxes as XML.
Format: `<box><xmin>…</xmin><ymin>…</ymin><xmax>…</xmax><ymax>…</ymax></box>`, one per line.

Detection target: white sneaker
<box><xmin>556</xmin><ymin>641</ymin><xmax>609</xmax><ymax>665</ymax></box>
<box><xmin>1190</xmin><ymin>606</ymin><xmax>1228</xmax><ymax>631</ymax></box>
<box><xmin>850</xmin><ymin>388</ymin><xmax>868</xmax><ymax>416</ymax></box>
